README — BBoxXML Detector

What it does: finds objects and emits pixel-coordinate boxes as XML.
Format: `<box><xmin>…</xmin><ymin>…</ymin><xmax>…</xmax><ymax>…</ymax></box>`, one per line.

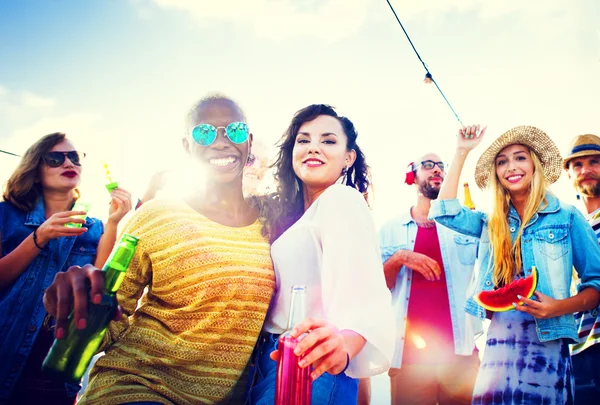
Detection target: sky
<box><xmin>1</xmin><ymin>0</ymin><xmax>599</xmax><ymax>223</ymax></box>
<box><xmin>1</xmin><ymin>1</ymin><xmax>599</xmax><ymax>403</ymax></box>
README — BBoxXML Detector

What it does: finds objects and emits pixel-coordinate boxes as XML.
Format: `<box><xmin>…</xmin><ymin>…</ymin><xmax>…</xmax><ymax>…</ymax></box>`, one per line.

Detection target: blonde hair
<box><xmin>487</xmin><ymin>147</ymin><xmax>548</xmax><ymax>286</ymax></box>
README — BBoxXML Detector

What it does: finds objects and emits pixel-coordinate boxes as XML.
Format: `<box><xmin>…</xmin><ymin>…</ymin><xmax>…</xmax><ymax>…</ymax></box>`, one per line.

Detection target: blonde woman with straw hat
<box><xmin>430</xmin><ymin>125</ymin><xmax>600</xmax><ymax>404</ymax></box>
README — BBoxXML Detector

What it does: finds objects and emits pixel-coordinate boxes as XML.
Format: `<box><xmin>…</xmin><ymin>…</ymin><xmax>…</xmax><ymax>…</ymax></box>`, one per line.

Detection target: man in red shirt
<box><xmin>360</xmin><ymin>152</ymin><xmax>481</xmax><ymax>405</ymax></box>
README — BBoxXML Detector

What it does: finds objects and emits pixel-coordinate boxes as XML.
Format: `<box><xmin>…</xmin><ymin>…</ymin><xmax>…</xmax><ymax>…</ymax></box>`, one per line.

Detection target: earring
<box><xmin>246</xmin><ymin>153</ymin><xmax>256</xmax><ymax>166</ymax></box>
<box><xmin>339</xmin><ymin>164</ymin><xmax>349</xmax><ymax>185</ymax></box>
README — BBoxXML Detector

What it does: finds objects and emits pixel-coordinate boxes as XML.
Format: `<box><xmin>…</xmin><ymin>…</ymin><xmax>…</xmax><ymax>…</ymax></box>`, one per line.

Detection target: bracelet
<box><xmin>32</xmin><ymin>229</ymin><xmax>44</xmax><ymax>250</ymax></box>
<box><xmin>339</xmin><ymin>353</ymin><xmax>350</xmax><ymax>375</ymax></box>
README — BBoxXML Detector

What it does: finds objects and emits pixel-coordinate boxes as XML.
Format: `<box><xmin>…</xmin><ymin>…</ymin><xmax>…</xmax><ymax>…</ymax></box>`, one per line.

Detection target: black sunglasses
<box><xmin>416</xmin><ymin>160</ymin><xmax>445</xmax><ymax>171</ymax></box>
<box><xmin>42</xmin><ymin>151</ymin><xmax>86</xmax><ymax>168</ymax></box>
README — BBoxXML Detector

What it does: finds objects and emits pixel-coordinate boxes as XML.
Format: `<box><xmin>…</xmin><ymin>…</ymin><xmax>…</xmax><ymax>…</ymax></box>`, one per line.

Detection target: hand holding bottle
<box><xmin>35</xmin><ymin>210</ymin><xmax>88</xmax><ymax>247</ymax></box>
<box><xmin>42</xmin><ymin>234</ymin><xmax>137</xmax><ymax>382</ymax></box>
<box><xmin>285</xmin><ymin>318</ymin><xmax>358</xmax><ymax>380</ymax></box>
<box><xmin>43</xmin><ymin>264</ymin><xmax>106</xmax><ymax>339</ymax></box>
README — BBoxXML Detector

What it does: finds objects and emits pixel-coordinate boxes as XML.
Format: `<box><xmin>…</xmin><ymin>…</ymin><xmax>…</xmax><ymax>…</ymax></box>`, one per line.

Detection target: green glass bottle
<box><xmin>42</xmin><ymin>233</ymin><xmax>139</xmax><ymax>382</ymax></box>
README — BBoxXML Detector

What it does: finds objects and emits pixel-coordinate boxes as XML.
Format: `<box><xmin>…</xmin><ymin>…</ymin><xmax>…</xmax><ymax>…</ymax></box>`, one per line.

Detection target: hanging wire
<box><xmin>0</xmin><ymin>149</ymin><xmax>20</xmax><ymax>157</ymax></box>
<box><xmin>384</xmin><ymin>0</ymin><xmax>464</xmax><ymax>126</ymax></box>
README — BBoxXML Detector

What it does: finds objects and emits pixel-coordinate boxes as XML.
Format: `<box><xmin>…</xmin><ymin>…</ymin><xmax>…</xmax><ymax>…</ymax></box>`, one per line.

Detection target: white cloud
<box><xmin>136</xmin><ymin>0</ymin><xmax>575</xmax><ymax>41</ymax></box>
<box><xmin>20</xmin><ymin>91</ymin><xmax>56</xmax><ymax>108</ymax></box>
<box><xmin>3</xmin><ymin>113</ymin><xmax>101</xmax><ymax>155</ymax></box>
<box><xmin>144</xmin><ymin>0</ymin><xmax>371</xmax><ymax>41</ymax></box>
<box><xmin>0</xmin><ymin>86</ymin><xmax>58</xmax><ymax>125</ymax></box>
<box><xmin>383</xmin><ymin>0</ymin><xmax>571</xmax><ymax>19</ymax></box>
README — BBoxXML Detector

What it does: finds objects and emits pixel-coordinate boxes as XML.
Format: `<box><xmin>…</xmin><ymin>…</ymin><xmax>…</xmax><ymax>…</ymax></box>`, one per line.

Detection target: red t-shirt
<box><xmin>402</xmin><ymin>225</ymin><xmax>455</xmax><ymax>364</ymax></box>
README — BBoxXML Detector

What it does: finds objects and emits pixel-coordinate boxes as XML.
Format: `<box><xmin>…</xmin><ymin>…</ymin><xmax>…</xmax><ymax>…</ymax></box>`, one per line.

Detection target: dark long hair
<box><xmin>268</xmin><ymin>104</ymin><xmax>370</xmax><ymax>242</ymax></box>
<box><xmin>3</xmin><ymin>132</ymin><xmax>80</xmax><ymax>211</ymax></box>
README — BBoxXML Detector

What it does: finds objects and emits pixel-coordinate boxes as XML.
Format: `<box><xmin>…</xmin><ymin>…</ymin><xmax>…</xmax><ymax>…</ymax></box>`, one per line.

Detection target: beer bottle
<box><xmin>42</xmin><ymin>233</ymin><xmax>139</xmax><ymax>382</ymax></box>
<box><xmin>463</xmin><ymin>182</ymin><xmax>476</xmax><ymax>210</ymax></box>
<box><xmin>275</xmin><ymin>285</ymin><xmax>312</xmax><ymax>405</ymax></box>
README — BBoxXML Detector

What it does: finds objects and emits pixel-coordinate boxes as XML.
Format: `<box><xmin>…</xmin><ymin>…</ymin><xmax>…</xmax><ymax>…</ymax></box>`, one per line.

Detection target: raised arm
<box><xmin>438</xmin><ymin>125</ymin><xmax>487</xmax><ymax>201</ymax></box>
<box><xmin>94</xmin><ymin>187</ymin><xmax>132</xmax><ymax>268</ymax></box>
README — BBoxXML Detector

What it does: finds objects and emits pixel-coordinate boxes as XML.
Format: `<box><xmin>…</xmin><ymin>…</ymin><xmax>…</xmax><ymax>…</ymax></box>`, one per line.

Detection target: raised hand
<box><xmin>43</xmin><ymin>264</ymin><xmax>105</xmax><ymax>338</ymax></box>
<box><xmin>107</xmin><ymin>187</ymin><xmax>132</xmax><ymax>225</ymax></box>
<box><xmin>456</xmin><ymin>124</ymin><xmax>487</xmax><ymax>152</ymax></box>
<box><xmin>35</xmin><ymin>211</ymin><xmax>88</xmax><ymax>247</ymax></box>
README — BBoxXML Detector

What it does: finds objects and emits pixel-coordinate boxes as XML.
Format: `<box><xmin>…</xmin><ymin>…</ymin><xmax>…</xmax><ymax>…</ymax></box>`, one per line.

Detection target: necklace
<box><xmin>415</xmin><ymin>219</ymin><xmax>436</xmax><ymax>228</ymax></box>
<box><xmin>410</xmin><ymin>207</ymin><xmax>436</xmax><ymax>228</ymax></box>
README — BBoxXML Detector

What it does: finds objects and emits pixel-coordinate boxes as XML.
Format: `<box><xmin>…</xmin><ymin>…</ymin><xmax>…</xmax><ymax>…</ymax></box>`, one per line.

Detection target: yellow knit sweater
<box><xmin>79</xmin><ymin>199</ymin><xmax>275</xmax><ymax>405</ymax></box>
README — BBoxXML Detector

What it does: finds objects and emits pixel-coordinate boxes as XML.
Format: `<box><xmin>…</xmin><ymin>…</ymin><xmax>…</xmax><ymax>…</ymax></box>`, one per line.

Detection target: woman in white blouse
<box><xmin>247</xmin><ymin>104</ymin><xmax>395</xmax><ymax>404</ymax></box>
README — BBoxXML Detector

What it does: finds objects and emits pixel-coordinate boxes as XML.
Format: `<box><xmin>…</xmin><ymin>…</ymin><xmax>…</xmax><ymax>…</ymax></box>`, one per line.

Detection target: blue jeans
<box><xmin>247</xmin><ymin>333</ymin><xmax>358</xmax><ymax>405</ymax></box>
<box><xmin>572</xmin><ymin>343</ymin><xmax>600</xmax><ymax>405</ymax></box>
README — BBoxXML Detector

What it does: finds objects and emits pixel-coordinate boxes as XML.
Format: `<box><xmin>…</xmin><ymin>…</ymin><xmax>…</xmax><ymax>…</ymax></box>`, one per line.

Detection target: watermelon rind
<box><xmin>474</xmin><ymin>266</ymin><xmax>538</xmax><ymax>312</ymax></box>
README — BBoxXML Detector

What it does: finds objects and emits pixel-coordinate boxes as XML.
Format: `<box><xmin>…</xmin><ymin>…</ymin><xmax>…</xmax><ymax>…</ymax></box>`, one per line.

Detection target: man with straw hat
<box><xmin>564</xmin><ymin>133</ymin><xmax>600</xmax><ymax>403</ymax></box>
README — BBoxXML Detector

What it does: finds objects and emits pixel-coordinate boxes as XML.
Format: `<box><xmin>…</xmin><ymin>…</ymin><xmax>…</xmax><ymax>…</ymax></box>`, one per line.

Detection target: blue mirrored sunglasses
<box><xmin>191</xmin><ymin>122</ymin><xmax>249</xmax><ymax>146</ymax></box>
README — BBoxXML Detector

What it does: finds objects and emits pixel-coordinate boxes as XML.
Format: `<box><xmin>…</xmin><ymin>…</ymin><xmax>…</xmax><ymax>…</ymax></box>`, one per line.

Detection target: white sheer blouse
<box><xmin>264</xmin><ymin>184</ymin><xmax>395</xmax><ymax>378</ymax></box>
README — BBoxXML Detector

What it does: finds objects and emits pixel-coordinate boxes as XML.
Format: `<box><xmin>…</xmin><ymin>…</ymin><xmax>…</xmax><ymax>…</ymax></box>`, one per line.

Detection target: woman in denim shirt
<box><xmin>0</xmin><ymin>133</ymin><xmax>132</xmax><ymax>404</ymax></box>
<box><xmin>431</xmin><ymin>125</ymin><xmax>600</xmax><ymax>405</ymax></box>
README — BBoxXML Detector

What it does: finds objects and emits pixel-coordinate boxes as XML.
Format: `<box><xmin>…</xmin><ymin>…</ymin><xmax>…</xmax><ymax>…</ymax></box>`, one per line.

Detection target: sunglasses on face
<box><xmin>191</xmin><ymin>122</ymin><xmax>249</xmax><ymax>146</ymax></box>
<box><xmin>42</xmin><ymin>151</ymin><xmax>86</xmax><ymax>168</ymax></box>
<box><xmin>416</xmin><ymin>160</ymin><xmax>445</xmax><ymax>171</ymax></box>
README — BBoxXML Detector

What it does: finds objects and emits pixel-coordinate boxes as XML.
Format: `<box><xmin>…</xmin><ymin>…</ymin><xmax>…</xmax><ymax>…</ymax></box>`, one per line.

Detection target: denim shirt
<box><xmin>0</xmin><ymin>199</ymin><xmax>103</xmax><ymax>399</ymax></box>
<box><xmin>430</xmin><ymin>195</ymin><xmax>600</xmax><ymax>343</ymax></box>
<box><xmin>379</xmin><ymin>210</ymin><xmax>483</xmax><ymax>369</ymax></box>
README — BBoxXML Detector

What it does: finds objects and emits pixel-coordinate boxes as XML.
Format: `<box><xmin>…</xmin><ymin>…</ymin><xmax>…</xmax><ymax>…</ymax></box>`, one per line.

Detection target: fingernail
<box><xmin>298</xmin><ymin>359</ymin><xmax>306</xmax><ymax>367</ymax></box>
<box><xmin>93</xmin><ymin>294</ymin><xmax>102</xmax><ymax>304</ymax></box>
<box><xmin>517</xmin><ymin>295</ymin><xmax>522</xmax><ymax>300</ymax></box>
<box><xmin>291</xmin><ymin>329</ymin><xmax>298</xmax><ymax>336</ymax></box>
<box><xmin>512</xmin><ymin>302</ymin><xmax>517</xmax><ymax>307</ymax></box>
<box><xmin>77</xmin><ymin>318</ymin><xmax>87</xmax><ymax>329</ymax></box>
<box><xmin>56</xmin><ymin>327</ymin><xmax>65</xmax><ymax>339</ymax></box>
<box><xmin>294</xmin><ymin>347</ymin><xmax>301</xmax><ymax>355</ymax></box>
<box><xmin>311</xmin><ymin>372</ymin><xmax>317</xmax><ymax>380</ymax></box>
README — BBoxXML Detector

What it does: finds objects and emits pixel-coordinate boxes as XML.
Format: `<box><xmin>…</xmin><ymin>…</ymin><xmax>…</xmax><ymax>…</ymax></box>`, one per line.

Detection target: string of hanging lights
<box><xmin>384</xmin><ymin>0</ymin><xmax>464</xmax><ymax>126</ymax></box>
<box><xmin>0</xmin><ymin>149</ymin><xmax>19</xmax><ymax>157</ymax></box>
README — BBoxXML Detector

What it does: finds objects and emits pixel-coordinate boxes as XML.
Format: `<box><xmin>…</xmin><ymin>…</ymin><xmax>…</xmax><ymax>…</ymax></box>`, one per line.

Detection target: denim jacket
<box><xmin>0</xmin><ymin>199</ymin><xmax>103</xmax><ymax>399</ymax></box>
<box><xmin>379</xmin><ymin>210</ymin><xmax>483</xmax><ymax>369</ymax></box>
<box><xmin>430</xmin><ymin>195</ymin><xmax>600</xmax><ymax>343</ymax></box>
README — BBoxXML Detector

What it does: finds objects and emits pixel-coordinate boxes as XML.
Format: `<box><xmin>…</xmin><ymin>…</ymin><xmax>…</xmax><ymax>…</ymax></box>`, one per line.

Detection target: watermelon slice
<box><xmin>474</xmin><ymin>266</ymin><xmax>538</xmax><ymax>312</ymax></box>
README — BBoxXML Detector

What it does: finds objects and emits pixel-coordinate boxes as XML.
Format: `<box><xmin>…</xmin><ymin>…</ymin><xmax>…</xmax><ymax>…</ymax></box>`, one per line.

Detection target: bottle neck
<box><xmin>286</xmin><ymin>286</ymin><xmax>307</xmax><ymax>331</ymax></box>
<box><xmin>102</xmin><ymin>239</ymin><xmax>137</xmax><ymax>294</ymax></box>
<box><xmin>103</xmin><ymin>262</ymin><xmax>128</xmax><ymax>294</ymax></box>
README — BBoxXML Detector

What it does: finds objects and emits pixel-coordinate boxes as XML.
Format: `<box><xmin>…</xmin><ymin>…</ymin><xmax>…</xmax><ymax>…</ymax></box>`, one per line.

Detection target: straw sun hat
<box><xmin>474</xmin><ymin>125</ymin><xmax>563</xmax><ymax>189</ymax></box>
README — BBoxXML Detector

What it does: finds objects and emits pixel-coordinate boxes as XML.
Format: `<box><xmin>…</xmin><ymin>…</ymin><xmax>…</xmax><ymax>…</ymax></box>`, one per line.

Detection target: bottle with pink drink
<box><xmin>275</xmin><ymin>285</ymin><xmax>312</xmax><ymax>405</ymax></box>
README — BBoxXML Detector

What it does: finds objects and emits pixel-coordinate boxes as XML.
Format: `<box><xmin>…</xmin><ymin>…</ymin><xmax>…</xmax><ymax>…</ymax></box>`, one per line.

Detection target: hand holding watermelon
<box><xmin>513</xmin><ymin>291</ymin><xmax>561</xmax><ymax>319</ymax></box>
<box><xmin>474</xmin><ymin>267</ymin><xmax>538</xmax><ymax>312</ymax></box>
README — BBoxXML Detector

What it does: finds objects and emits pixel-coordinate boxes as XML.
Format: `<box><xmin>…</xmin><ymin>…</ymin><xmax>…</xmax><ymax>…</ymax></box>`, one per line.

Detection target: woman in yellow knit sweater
<box><xmin>43</xmin><ymin>95</ymin><xmax>275</xmax><ymax>404</ymax></box>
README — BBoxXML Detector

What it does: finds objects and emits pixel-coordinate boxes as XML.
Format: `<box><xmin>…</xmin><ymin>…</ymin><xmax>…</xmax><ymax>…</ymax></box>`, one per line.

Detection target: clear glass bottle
<box><xmin>275</xmin><ymin>285</ymin><xmax>312</xmax><ymax>405</ymax></box>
